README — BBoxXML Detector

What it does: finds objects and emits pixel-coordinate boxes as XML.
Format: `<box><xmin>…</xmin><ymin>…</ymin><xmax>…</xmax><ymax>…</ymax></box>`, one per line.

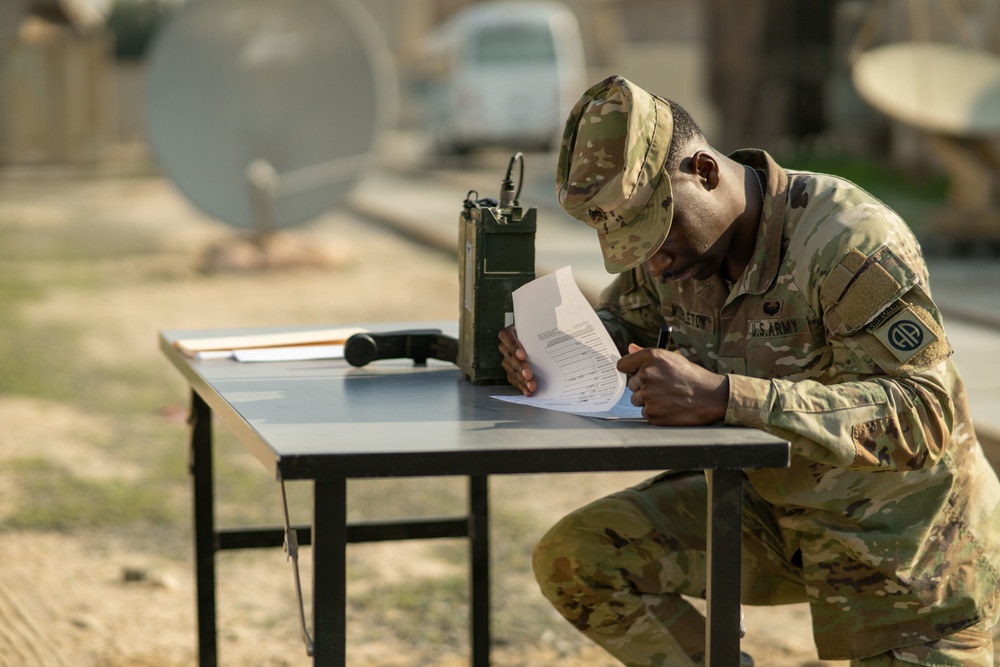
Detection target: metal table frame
<box><xmin>161</xmin><ymin>323</ymin><xmax>789</xmax><ymax>667</ymax></box>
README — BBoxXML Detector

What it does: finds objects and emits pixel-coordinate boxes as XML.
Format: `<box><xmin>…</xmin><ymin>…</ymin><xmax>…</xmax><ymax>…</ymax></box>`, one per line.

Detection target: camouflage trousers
<box><xmin>856</xmin><ymin>621</ymin><xmax>997</xmax><ymax>666</ymax></box>
<box><xmin>531</xmin><ymin>471</ymin><xmax>996</xmax><ymax>667</ymax></box>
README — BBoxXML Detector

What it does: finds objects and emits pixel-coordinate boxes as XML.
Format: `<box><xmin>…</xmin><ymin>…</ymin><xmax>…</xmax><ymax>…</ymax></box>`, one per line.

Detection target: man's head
<box><xmin>556</xmin><ymin>75</ymin><xmax>706</xmax><ymax>274</ymax></box>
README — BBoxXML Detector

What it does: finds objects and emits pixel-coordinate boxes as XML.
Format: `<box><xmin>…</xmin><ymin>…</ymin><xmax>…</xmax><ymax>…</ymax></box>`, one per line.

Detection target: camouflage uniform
<box><xmin>537</xmin><ymin>75</ymin><xmax>1000</xmax><ymax>666</ymax></box>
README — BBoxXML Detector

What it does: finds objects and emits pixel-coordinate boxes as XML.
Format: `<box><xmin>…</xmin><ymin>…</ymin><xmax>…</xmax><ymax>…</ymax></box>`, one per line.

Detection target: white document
<box><xmin>492</xmin><ymin>266</ymin><xmax>643</xmax><ymax>420</ymax></box>
<box><xmin>233</xmin><ymin>344</ymin><xmax>345</xmax><ymax>362</ymax></box>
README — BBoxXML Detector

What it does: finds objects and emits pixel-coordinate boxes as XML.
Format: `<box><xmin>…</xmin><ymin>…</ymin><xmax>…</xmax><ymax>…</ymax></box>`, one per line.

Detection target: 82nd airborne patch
<box><xmin>867</xmin><ymin>303</ymin><xmax>937</xmax><ymax>363</ymax></box>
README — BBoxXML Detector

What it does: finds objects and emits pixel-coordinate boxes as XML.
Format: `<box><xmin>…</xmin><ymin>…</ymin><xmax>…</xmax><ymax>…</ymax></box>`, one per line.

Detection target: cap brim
<box><xmin>597</xmin><ymin>171</ymin><xmax>673</xmax><ymax>273</ymax></box>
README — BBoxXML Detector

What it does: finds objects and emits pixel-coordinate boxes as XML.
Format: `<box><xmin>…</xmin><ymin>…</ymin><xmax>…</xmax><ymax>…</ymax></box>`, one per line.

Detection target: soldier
<box><xmin>498</xmin><ymin>75</ymin><xmax>1000</xmax><ymax>666</ymax></box>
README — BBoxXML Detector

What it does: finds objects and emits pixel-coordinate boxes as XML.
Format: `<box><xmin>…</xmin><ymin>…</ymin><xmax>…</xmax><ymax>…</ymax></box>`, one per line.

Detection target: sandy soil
<box><xmin>0</xmin><ymin>170</ymin><xmax>897</xmax><ymax>667</ymax></box>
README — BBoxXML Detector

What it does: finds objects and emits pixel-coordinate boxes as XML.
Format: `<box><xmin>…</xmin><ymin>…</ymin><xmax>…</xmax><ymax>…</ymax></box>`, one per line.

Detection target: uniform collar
<box><xmin>725</xmin><ymin>149</ymin><xmax>787</xmax><ymax>298</ymax></box>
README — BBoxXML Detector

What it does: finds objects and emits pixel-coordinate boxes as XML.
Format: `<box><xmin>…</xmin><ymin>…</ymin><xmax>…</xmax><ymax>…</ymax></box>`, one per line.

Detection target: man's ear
<box><xmin>690</xmin><ymin>151</ymin><xmax>720</xmax><ymax>190</ymax></box>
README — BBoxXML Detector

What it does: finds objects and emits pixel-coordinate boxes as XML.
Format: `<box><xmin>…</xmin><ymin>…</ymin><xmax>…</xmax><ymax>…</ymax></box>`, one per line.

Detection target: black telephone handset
<box><xmin>344</xmin><ymin>330</ymin><xmax>459</xmax><ymax>367</ymax></box>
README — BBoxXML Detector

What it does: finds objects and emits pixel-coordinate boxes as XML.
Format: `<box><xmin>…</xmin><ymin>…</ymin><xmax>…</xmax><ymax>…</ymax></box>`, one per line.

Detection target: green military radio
<box><xmin>458</xmin><ymin>153</ymin><xmax>537</xmax><ymax>383</ymax></box>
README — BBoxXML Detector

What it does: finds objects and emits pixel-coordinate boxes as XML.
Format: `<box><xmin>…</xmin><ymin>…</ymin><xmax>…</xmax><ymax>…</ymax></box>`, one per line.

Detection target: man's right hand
<box><xmin>498</xmin><ymin>325</ymin><xmax>536</xmax><ymax>396</ymax></box>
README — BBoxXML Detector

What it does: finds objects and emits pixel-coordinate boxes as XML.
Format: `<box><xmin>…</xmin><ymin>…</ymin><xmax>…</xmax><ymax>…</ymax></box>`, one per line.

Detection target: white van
<box><xmin>414</xmin><ymin>1</ymin><xmax>587</xmax><ymax>154</ymax></box>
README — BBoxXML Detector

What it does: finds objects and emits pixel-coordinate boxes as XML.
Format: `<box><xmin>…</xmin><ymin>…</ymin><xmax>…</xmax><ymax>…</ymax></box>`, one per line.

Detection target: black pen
<box><xmin>657</xmin><ymin>325</ymin><xmax>673</xmax><ymax>350</ymax></box>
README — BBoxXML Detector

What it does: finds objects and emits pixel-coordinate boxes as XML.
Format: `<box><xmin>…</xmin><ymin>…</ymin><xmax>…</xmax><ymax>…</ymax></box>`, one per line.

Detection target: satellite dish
<box><xmin>852</xmin><ymin>41</ymin><xmax>1000</xmax><ymax>253</ymax></box>
<box><xmin>145</xmin><ymin>0</ymin><xmax>397</xmax><ymax>236</ymax></box>
<box><xmin>852</xmin><ymin>42</ymin><xmax>1000</xmax><ymax>136</ymax></box>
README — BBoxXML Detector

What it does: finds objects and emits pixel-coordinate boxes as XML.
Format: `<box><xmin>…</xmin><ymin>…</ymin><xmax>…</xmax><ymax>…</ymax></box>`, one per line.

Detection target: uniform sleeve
<box><xmin>594</xmin><ymin>267</ymin><xmax>664</xmax><ymax>355</ymax></box>
<box><xmin>725</xmin><ymin>243</ymin><xmax>961</xmax><ymax>472</ymax></box>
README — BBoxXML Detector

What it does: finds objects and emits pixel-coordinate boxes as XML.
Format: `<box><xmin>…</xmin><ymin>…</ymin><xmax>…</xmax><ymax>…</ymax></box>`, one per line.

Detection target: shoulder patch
<box><xmin>855</xmin><ymin>296</ymin><xmax>952</xmax><ymax>375</ymax></box>
<box><xmin>867</xmin><ymin>304</ymin><xmax>936</xmax><ymax>363</ymax></box>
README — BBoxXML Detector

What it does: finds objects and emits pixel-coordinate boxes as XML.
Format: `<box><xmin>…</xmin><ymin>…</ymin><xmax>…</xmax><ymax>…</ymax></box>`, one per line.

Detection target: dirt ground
<box><xmin>0</xmin><ymin>169</ymin><xmax>871</xmax><ymax>667</ymax></box>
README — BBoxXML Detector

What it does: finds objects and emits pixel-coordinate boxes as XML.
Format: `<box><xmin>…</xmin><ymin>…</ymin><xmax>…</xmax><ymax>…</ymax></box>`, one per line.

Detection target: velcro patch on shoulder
<box><xmin>820</xmin><ymin>248</ymin><xmax>867</xmax><ymax>308</ymax></box>
<box><xmin>826</xmin><ymin>247</ymin><xmax>918</xmax><ymax>335</ymax></box>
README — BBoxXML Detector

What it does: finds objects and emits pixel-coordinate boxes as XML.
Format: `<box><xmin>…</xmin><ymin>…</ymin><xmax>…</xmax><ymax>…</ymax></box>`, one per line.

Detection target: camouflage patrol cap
<box><xmin>557</xmin><ymin>75</ymin><xmax>674</xmax><ymax>273</ymax></box>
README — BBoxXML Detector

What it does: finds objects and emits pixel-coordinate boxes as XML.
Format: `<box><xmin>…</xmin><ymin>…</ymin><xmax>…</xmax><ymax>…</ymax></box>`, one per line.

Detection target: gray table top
<box><xmin>160</xmin><ymin>322</ymin><xmax>789</xmax><ymax>481</ymax></box>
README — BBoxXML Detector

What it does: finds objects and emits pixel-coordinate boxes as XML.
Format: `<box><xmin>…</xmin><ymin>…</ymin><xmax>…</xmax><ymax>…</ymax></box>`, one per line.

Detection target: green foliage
<box><xmin>776</xmin><ymin>150</ymin><xmax>950</xmax><ymax>233</ymax></box>
<box><xmin>106</xmin><ymin>0</ymin><xmax>178</xmax><ymax>60</ymax></box>
<box><xmin>783</xmin><ymin>153</ymin><xmax>948</xmax><ymax>200</ymax></box>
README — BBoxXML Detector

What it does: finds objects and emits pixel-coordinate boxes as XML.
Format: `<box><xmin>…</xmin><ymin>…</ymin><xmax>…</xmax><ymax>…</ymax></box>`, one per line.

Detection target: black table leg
<box><xmin>312</xmin><ymin>478</ymin><xmax>348</xmax><ymax>666</ymax></box>
<box><xmin>469</xmin><ymin>475</ymin><xmax>490</xmax><ymax>667</ymax></box>
<box><xmin>189</xmin><ymin>391</ymin><xmax>217</xmax><ymax>667</ymax></box>
<box><xmin>704</xmin><ymin>469</ymin><xmax>743</xmax><ymax>667</ymax></box>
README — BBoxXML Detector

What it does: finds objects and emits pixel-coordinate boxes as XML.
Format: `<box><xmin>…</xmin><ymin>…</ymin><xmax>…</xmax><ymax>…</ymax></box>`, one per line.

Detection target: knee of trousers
<box><xmin>531</xmin><ymin>493</ymin><xmax>660</xmax><ymax>621</ymax></box>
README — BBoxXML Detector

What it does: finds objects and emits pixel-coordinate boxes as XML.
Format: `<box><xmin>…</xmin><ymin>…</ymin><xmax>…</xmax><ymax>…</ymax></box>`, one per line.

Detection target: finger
<box><xmin>617</xmin><ymin>352</ymin><xmax>642</xmax><ymax>375</ymax></box>
<box><xmin>630</xmin><ymin>387</ymin><xmax>643</xmax><ymax>406</ymax></box>
<box><xmin>500</xmin><ymin>353</ymin><xmax>535</xmax><ymax>396</ymax></box>
<box><xmin>506</xmin><ymin>366</ymin><xmax>533</xmax><ymax>395</ymax></box>
<box><xmin>498</xmin><ymin>338</ymin><xmax>516</xmax><ymax>357</ymax></box>
<box><xmin>627</xmin><ymin>343</ymin><xmax>643</xmax><ymax>354</ymax></box>
<box><xmin>644</xmin><ymin>410</ymin><xmax>669</xmax><ymax>427</ymax></box>
<box><xmin>518</xmin><ymin>362</ymin><xmax>535</xmax><ymax>395</ymax></box>
<box><xmin>501</xmin><ymin>347</ymin><xmax>530</xmax><ymax>380</ymax></box>
<box><xmin>499</xmin><ymin>340</ymin><xmax>526</xmax><ymax>368</ymax></box>
<box><xmin>498</xmin><ymin>326</ymin><xmax>527</xmax><ymax>356</ymax></box>
<box><xmin>500</xmin><ymin>355</ymin><xmax>522</xmax><ymax>382</ymax></box>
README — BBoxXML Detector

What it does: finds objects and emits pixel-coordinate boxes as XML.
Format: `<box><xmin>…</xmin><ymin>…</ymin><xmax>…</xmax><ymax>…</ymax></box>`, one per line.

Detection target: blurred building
<box><xmin>0</xmin><ymin>0</ymin><xmax>114</xmax><ymax>165</ymax></box>
<box><xmin>1</xmin><ymin>0</ymin><xmax>998</xmax><ymax>170</ymax></box>
<box><xmin>378</xmin><ymin>0</ymin><xmax>1000</xmax><ymax>155</ymax></box>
